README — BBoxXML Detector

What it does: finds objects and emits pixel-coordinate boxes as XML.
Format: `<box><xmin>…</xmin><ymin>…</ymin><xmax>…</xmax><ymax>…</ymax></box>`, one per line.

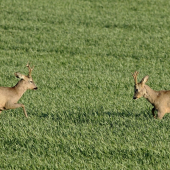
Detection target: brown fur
<box><xmin>0</xmin><ymin>63</ymin><xmax>37</xmax><ymax>117</ymax></box>
<box><xmin>132</xmin><ymin>71</ymin><xmax>170</xmax><ymax>119</ymax></box>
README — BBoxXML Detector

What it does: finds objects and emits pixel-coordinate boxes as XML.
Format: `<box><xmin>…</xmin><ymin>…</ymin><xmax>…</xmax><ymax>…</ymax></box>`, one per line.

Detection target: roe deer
<box><xmin>0</xmin><ymin>63</ymin><xmax>37</xmax><ymax>118</ymax></box>
<box><xmin>132</xmin><ymin>71</ymin><xmax>170</xmax><ymax>119</ymax></box>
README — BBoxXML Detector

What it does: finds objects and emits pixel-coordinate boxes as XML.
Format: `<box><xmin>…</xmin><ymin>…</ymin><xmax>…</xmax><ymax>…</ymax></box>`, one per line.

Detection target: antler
<box><xmin>132</xmin><ymin>71</ymin><xmax>139</xmax><ymax>85</ymax></box>
<box><xmin>26</xmin><ymin>63</ymin><xmax>34</xmax><ymax>78</ymax></box>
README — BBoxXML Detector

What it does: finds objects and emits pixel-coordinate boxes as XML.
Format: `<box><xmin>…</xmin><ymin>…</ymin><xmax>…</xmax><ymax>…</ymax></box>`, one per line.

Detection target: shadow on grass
<box><xmin>38</xmin><ymin>107</ymin><xmax>154</xmax><ymax>124</ymax></box>
<box><xmin>104</xmin><ymin>110</ymin><xmax>153</xmax><ymax>119</ymax></box>
<box><xmin>39</xmin><ymin>113</ymin><xmax>48</xmax><ymax>118</ymax></box>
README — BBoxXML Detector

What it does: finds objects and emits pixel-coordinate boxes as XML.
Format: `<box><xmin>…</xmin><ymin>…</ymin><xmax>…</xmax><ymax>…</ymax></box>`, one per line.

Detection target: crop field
<box><xmin>0</xmin><ymin>0</ymin><xmax>170</xmax><ymax>169</ymax></box>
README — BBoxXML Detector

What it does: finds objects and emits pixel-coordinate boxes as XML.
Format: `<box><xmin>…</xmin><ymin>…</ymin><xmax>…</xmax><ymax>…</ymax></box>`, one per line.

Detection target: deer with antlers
<box><xmin>0</xmin><ymin>63</ymin><xmax>37</xmax><ymax>118</ymax></box>
<box><xmin>132</xmin><ymin>71</ymin><xmax>170</xmax><ymax>119</ymax></box>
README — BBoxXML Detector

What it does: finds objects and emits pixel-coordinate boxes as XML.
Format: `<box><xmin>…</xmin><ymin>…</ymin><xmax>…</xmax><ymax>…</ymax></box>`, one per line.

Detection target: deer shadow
<box><xmin>38</xmin><ymin>107</ymin><xmax>153</xmax><ymax>123</ymax></box>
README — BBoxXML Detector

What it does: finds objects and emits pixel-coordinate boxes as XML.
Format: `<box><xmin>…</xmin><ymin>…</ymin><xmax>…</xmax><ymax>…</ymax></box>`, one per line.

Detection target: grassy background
<box><xmin>0</xmin><ymin>0</ymin><xmax>170</xmax><ymax>169</ymax></box>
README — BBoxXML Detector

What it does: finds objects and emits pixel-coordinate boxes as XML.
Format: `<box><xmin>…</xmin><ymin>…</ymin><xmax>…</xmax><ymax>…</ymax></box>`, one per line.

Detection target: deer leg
<box><xmin>21</xmin><ymin>105</ymin><xmax>28</xmax><ymax>118</ymax></box>
<box><xmin>152</xmin><ymin>108</ymin><xmax>156</xmax><ymax>118</ymax></box>
<box><xmin>5</xmin><ymin>103</ymin><xmax>28</xmax><ymax>118</ymax></box>
<box><xmin>157</xmin><ymin>111</ymin><xmax>165</xmax><ymax>120</ymax></box>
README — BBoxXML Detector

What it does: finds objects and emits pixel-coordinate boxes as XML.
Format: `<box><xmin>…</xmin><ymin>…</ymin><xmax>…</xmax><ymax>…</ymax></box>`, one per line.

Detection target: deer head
<box><xmin>14</xmin><ymin>63</ymin><xmax>38</xmax><ymax>90</ymax></box>
<box><xmin>132</xmin><ymin>71</ymin><xmax>149</xmax><ymax>99</ymax></box>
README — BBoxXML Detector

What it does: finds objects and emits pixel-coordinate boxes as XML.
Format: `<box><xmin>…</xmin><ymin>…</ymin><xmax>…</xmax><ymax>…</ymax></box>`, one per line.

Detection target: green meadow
<box><xmin>0</xmin><ymin>0</ymin><xmax>170</xmax><ymax>169</ymax></box>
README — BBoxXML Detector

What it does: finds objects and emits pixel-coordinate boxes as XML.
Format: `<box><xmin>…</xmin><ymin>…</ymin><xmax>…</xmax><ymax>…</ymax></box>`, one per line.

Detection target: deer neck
<box><xmin>13</xmin><ymin>80</ymin><xmax>27</xmax><ymax>98</ymax></box>
<box><xmin>143</xmin><ymin>85</ymin><xmax>158</xmax><ymax>105</ymax></box>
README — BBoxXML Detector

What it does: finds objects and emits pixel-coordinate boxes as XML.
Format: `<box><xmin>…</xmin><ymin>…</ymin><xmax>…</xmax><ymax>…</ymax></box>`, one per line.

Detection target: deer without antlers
<box><xmin>132</xmin><ymin>71</ymin><xmax>170</xmax><ymax>119</ymax></box>
<box><xmin>0</xmin><ymin>63</ymin><xmax>37</xmax><ymax>118</ymax></box>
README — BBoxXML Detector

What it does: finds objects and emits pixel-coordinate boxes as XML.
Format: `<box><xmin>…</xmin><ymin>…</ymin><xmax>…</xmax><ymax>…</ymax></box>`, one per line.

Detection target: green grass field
<box><xmin>0</xmin><ymin>0</ymin><xmax>170</xmax><ymax>169</ymax></box>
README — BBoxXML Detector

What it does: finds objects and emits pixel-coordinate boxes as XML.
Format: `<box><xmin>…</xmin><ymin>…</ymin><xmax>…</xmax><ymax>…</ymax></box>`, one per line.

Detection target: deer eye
<box><xmin>135</xmin><ymin>89</ymin><xmax>138</xmax><ymax>92</ymax></box>
<box><xmin>29</xmin><ymin>80</ymin><xmax>33</xmax><ymax>83</ymax></box>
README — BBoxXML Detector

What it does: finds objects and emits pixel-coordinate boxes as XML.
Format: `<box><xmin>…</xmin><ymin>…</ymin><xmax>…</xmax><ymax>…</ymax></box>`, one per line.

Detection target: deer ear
<box><xmin>141</xmin><ymin>76</ymin><xmax>149</xmax><ymax>85</ymax></box>
<box><xmin>14</xmin><ymin>72</ymin><xmax>25</xmax><ymax>79</ymax></box>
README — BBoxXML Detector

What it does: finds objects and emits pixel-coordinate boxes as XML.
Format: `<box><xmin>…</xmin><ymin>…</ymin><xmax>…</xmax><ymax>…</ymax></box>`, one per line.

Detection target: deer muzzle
<box><xmin>133</xmin><ymin>96</ymin><xmax>138</xmax><ymax>100</ymax></box>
